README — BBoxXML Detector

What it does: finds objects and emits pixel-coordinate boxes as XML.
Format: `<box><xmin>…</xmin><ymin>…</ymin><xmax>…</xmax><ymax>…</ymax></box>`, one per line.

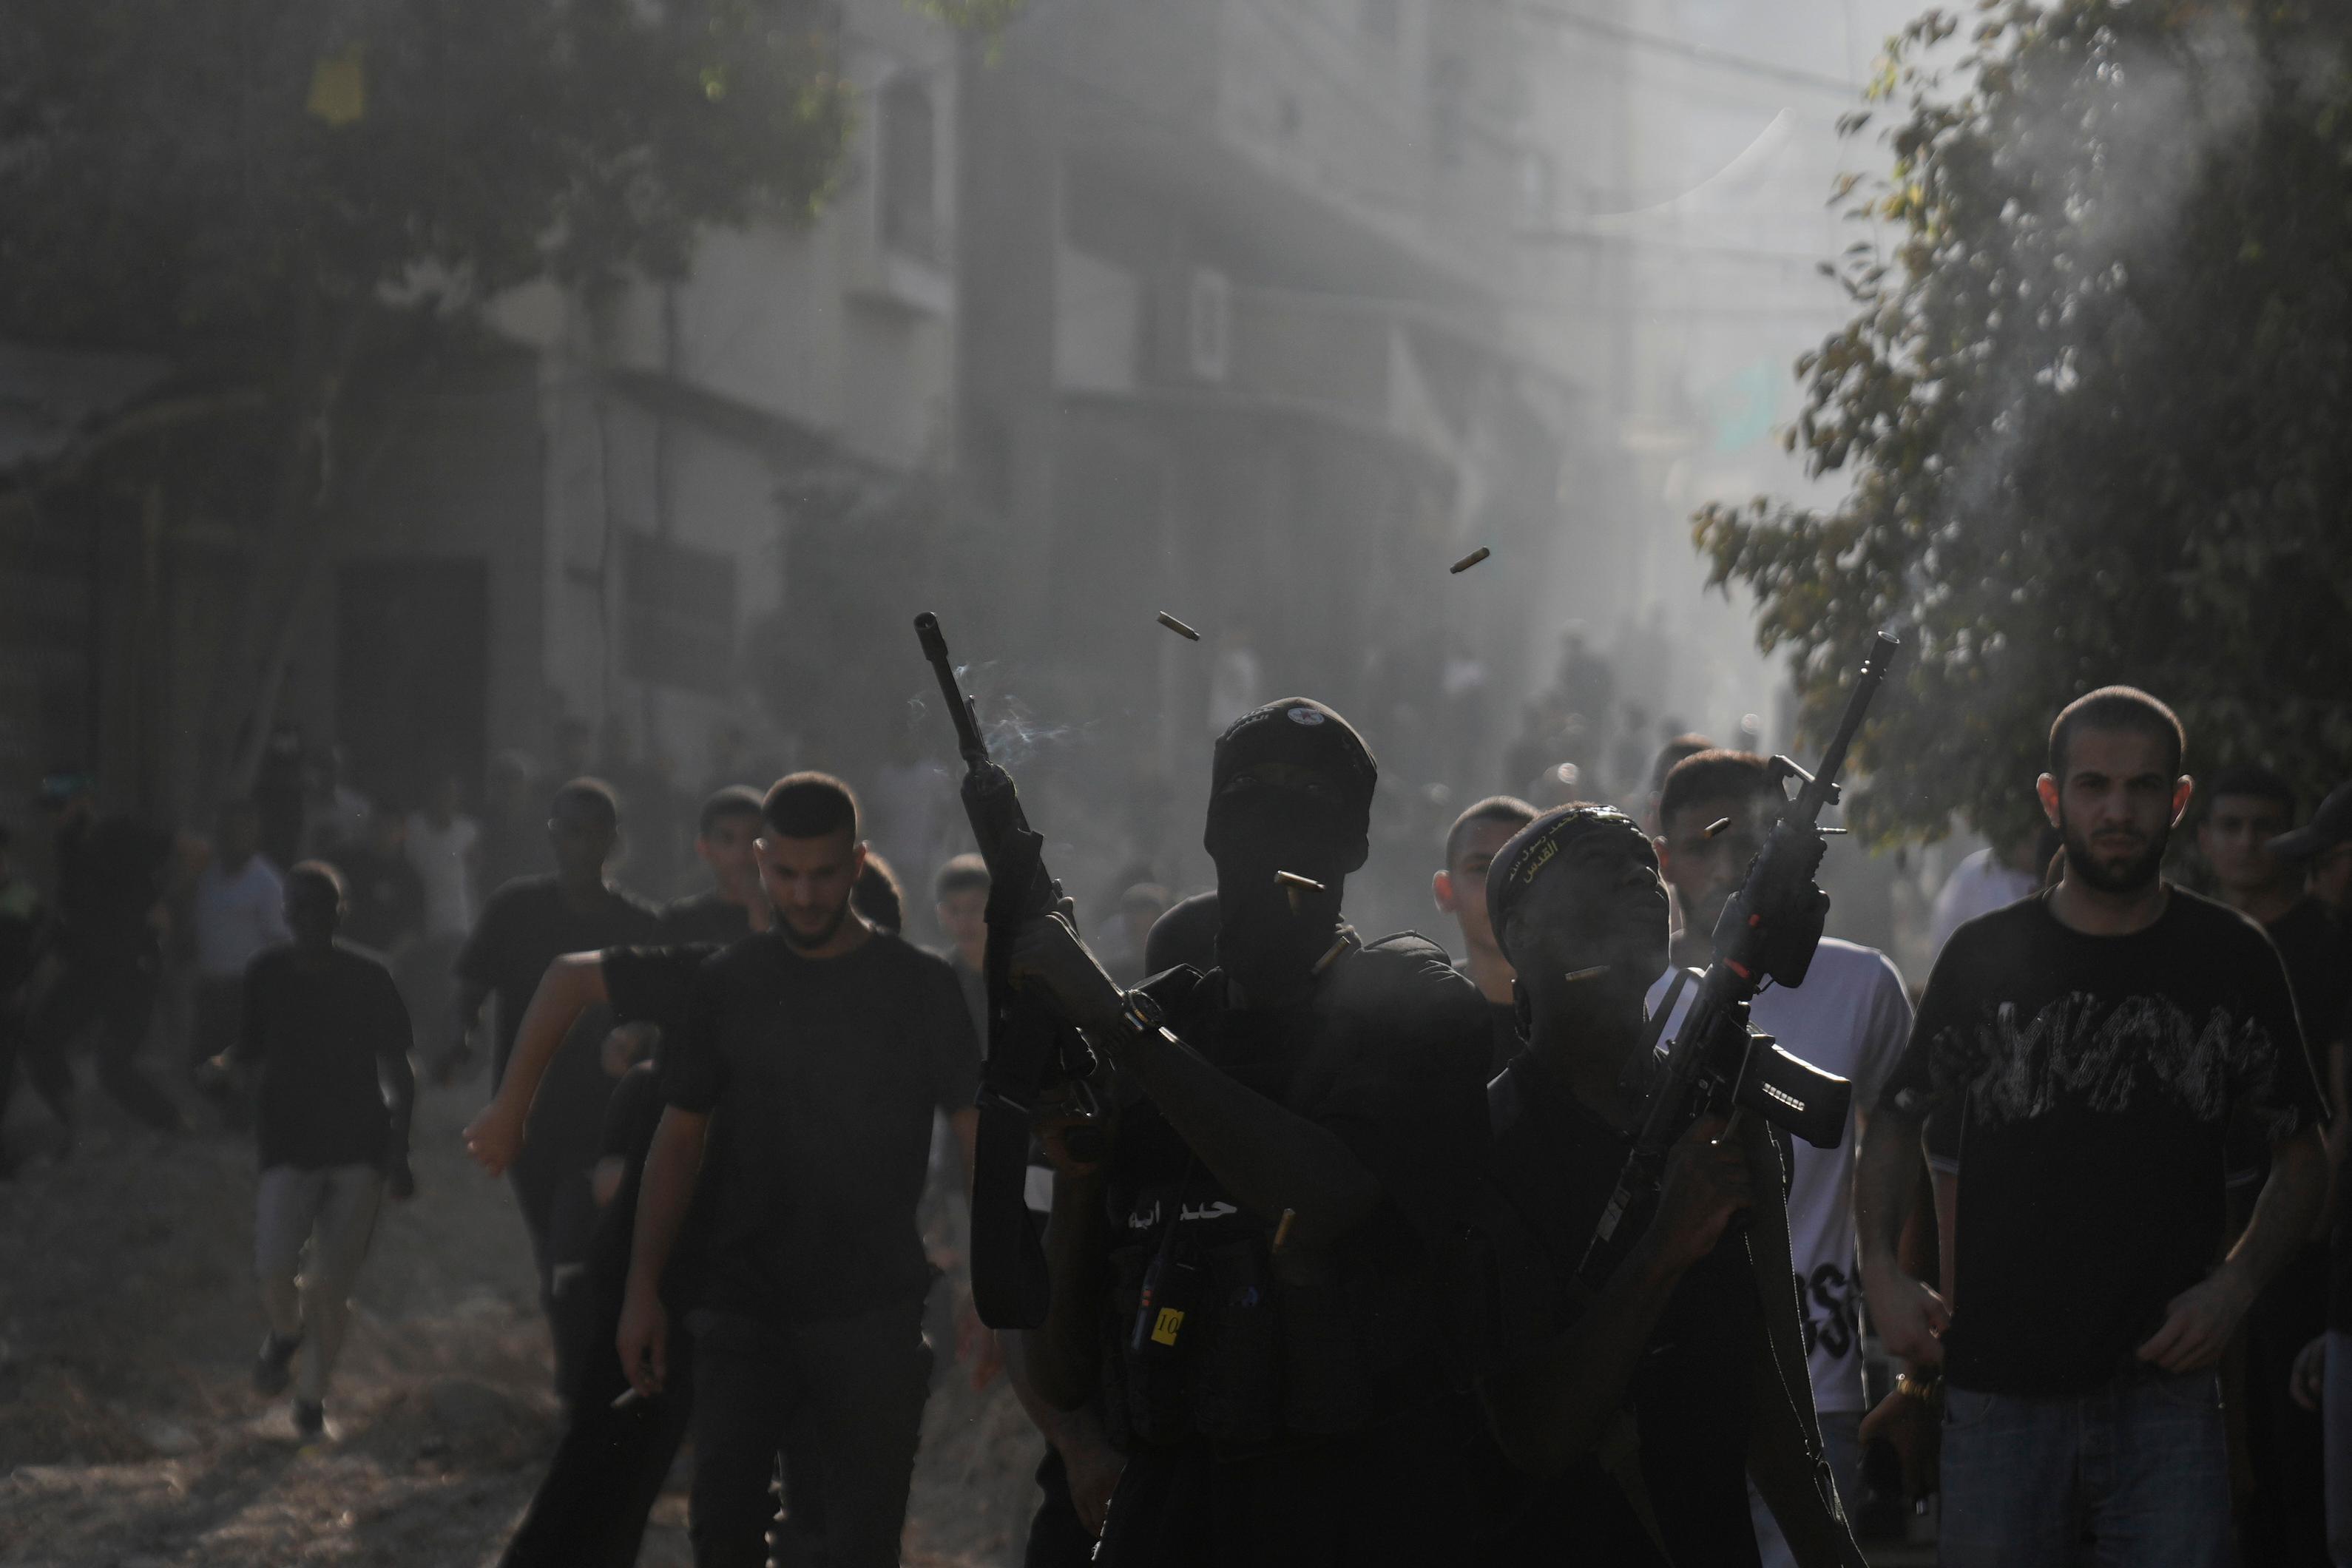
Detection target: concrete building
<box><xmin>955</xmin><ymin>0</ymin><xmax>1590</xmax><ymax>908</ymax></box>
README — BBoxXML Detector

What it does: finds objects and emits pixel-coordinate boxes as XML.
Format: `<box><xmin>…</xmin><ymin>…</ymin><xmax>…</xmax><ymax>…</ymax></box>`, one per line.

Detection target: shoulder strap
<box><xmin>1737</xmin><ymin>1116</ymin><xmax>1868</xmax><ymax>1567</ymax></box>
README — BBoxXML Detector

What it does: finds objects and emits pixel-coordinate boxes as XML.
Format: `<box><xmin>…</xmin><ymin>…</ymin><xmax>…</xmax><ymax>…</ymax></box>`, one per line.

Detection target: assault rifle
<box><xmin>1577</xmin><ymin>633</ymin><xmax>1900</xmax><ymax>1283</ymax></box>
<box><xmin>914</xmin><ymin>612</ymin><xmax>1100</xmax><ymax>1330</ymax></box>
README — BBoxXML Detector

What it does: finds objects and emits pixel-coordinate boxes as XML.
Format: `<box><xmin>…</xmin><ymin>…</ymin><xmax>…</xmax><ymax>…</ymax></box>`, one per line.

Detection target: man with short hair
<box><xmin>448</xmin><ymin>779</ymin><xmax>660</xmax><ymax>1390</ymax></box>
<box><xmin>1647</xmin><ymin>750</ymin><xmax>1913</xmax><ymax>1563</ymax></box>
<box><xmin>1432</xmin><ymin>794</ymin><xmax>1538</xmax><ymax>1072</ymax></box>
<box><xmin>2195</xmin><ymin>763</ymin><xmax>2344</xmax><ymax>1564</ymax></box>
<box><xmin>661</xmin><ymin>787</ymin><xmax>771</xmax><ymax>944</ymax></box>
<box><xmin>222</xmin><ymin>862</ymin><xmax>416</xmax><ymax>1439</ymax></box>
<box><xmin>620</xmin><ymin>774</ymin><xmax>981</xmax><ymax>1568</ymax></box>
<box><xmin>190</xmin><ymin>800</ymin><xmax>291</xmax><ymax>1098</ymax></box>
<box><xmin>1857</xmin><ymin>687</ymin><xmax>2329</xmax><ymax>1567</ymax></box>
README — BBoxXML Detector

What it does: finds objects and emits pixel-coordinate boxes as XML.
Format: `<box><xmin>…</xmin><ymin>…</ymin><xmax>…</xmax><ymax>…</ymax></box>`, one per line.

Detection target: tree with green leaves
<box><xmin>1696</xmin><ymin>0</ymin><xmax>2352</xmax><ymax>847</ymax></box>
<box><xmin>0</xmin><ymin>1</ymin><xmax>848</xmax><ymax>797</ymax></box>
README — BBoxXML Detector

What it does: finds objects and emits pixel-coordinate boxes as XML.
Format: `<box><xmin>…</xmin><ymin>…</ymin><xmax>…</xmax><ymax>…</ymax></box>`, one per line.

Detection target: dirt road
<box><xmin>0</xmin><ymin>1074</ymin><xmax>1042</xmax><ymax>1567</ymax></box>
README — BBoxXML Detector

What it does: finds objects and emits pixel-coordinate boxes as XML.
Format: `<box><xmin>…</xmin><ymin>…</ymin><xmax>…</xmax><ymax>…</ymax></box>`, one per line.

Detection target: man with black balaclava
<box><xmin>1008</xmin><ymin>698</ymin><xmax>1493</xmax><ymax>1568</ymax></box>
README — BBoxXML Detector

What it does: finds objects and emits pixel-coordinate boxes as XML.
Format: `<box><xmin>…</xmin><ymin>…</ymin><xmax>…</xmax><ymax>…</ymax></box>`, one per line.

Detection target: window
<box><xmin>879</xmin><ymin>74</ymin><xmax>939</xmax><ymax>263</ymax></box>
<box><xmin>622</xmin><ymin>533</ymin><xmax>737</xmax><ymax>694</ymax></box>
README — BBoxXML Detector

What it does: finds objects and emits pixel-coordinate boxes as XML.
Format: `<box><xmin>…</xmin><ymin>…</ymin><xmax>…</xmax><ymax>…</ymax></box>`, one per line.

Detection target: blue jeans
<box><xmin>1939</xmin><ymin>1371</ymin><xmax>2231</xmax><ymax>1568</ymax></box>
<box><xmin>2325</xmin><ymin>1329</ymin><xmax>2352</xmax><ymax>1566</ymax></box>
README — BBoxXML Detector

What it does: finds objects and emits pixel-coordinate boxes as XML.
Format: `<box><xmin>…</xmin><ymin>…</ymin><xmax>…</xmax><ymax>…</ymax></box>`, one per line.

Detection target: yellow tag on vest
<box><xmin>1150</xmin><ymin>1308</ymin><xmax>1186</xmax><ymax>1346</ymax></box>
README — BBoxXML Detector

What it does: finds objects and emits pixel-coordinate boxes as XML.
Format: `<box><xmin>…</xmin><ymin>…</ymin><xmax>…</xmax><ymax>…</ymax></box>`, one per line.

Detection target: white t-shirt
<box><xmin>193</xmin><ymin>855</ymin><xmax>290</xmax><ymax>979</ymax></box>
<box><xmin>1647</xmin><ymin>938</ymin><xmax>1913</xmax><ymax>1413</ymax></box>
<box><xmin>1927</xmin><ymin>846</ymin><xmax>2038</xmax><ymax>962</ymax></box>
<box><xmin>405</xmin><ymin>812</ymin><xmax>481</xmax><ymax>939</ymax></box>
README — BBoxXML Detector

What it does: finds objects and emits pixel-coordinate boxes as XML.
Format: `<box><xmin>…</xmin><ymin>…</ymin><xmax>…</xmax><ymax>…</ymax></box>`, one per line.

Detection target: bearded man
<box><xmin>1855</xmin><ymin>686</ymin><xmax>2329</xmax><ymax>1568</ymax></box>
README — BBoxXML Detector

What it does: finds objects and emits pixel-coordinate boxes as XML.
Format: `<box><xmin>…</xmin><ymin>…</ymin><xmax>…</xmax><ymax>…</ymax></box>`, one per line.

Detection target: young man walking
<box><xmin>1857</xmin><ymin>687</ymin><xmax>2329</xmax><ymax>1568</ymax></box>
<box><xmin>2196</xmin><ymin>763</ymin><xmax>2345</xmax><ymax>1564</ymax></box>
<box><xmin>1646</xmin><ymin>750</ymin><xmax>1913</xmax><ymax>1561</ymax></box>
<box><xmin>223</xmin><ymin>862</ymin><xmax>416</xmax><ymax>1438</ymax></box>
<box><xmin>1431</xmin><ymin>794</ymin><xmax>1538</xmax><ymax>1071</ymax></box>
<box><xmin>619</xmin><ymin>774</ymin><xmax>981</xmax><ymax>1568</ymax></box>
<box><xmin>448</xmin><ymin>779</ymin><xmax>660</xmax><ymax>1392</ymax></box>
<box><xmin>660</xmin><ymin>786</ymin><xmax>769</xmax><ymax>944</ymax></box>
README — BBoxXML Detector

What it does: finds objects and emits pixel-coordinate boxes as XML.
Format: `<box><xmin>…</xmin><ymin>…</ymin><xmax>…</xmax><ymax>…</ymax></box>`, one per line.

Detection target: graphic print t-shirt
<box><xmin>1879</xmin><ymin>887</ymin><xmax>2324</xmax><ymax>1395</ymax></box>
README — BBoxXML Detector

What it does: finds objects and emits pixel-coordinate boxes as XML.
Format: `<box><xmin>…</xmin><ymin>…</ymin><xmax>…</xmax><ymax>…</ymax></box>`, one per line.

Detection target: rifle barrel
<box><xmin>914</xmin><ymin>612</ymin><xmax>990</xmax><ymax>767</ymax></box>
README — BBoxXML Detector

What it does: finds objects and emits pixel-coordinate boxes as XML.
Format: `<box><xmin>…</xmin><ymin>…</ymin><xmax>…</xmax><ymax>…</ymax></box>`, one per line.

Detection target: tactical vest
<box><xmin>1095</xmin><ymin>935</ymin><xmax>1461</xmax><ymax>1455</ymax></box>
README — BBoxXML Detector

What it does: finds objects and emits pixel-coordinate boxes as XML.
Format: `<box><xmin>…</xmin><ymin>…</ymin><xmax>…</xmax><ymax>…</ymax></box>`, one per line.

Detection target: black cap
<box><xmin>1208</xmin><ymin>698</ymin><xmax>1376</xmax><ymax>841</ymax></box>
<box><xmin>2268</xmin><ymin>782</ymin><xmax>2352</xmax><ymax>861</ymax></box>
<box><xmin>1485</xmin><ymin>803</ymin><xmax>1654</xmax><ymax>956</ymax></box>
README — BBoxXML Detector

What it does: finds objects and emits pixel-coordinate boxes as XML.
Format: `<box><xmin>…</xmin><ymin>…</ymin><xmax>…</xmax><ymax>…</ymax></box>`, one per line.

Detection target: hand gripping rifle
<box><xmin>1577</xmin><ymin>633</ymin><xmax>1900</xmax><ymax>1283</ymax></box>
<box><xmin>914</xmin><ymin>612</ymin><xmax>1101</xmax><ymax>1330</ymax></box>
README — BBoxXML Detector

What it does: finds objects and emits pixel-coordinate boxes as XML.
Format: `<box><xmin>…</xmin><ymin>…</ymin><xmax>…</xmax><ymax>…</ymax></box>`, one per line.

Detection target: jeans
<box><xmin>1939</xmin><ymin>1370</ymin><xmax>2231</xmax><ymax>1568</ymax></box>
<box><xmin>1750</xmin><ymin>1407</ymin><xmax>1863</xmax><ymax>1568</ymax></box>
<box><xmin>686</xmin><ymin>1300</ymin><xmax>933</xmax><ymax>1568</ymax></box>
<box><xmin>2325</xmin><ymin>1330</ymin><xmax>2352</xmax><ymax>1567</ymax></box>
<box><xmin>256</xmin><ymin>1163</ymin><xmax>385</xmax><ymax>1403</ymax></box>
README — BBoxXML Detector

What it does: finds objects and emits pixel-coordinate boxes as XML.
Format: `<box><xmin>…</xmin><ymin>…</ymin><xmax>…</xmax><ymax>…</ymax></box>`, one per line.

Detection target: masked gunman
<box><xmin>1474</xmin><ymin>805</ymin><xmax>1865</xmax><ymax>1567</ymax></box>
<box><xmin>1009</xmin><ymin>700</ymin><xmax>1493</xmax><ymax>1567</ymax></box>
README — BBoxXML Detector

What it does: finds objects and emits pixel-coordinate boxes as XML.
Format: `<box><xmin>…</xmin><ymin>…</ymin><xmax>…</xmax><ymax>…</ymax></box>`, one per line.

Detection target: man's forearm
<box><xmin>1853</xmin><ymin>1105</ymin><xmax>1926</xmax><ymax>1270</ymax></box>
<box><xmin>1481</xmin><ymin>1235</ymin><xmax>1683</xmax><ymax>1473</ymax></box>
<box><xmin>2228</xmin><ymin>1126</ymin><xmax>2328</xmax><ymax>1290</ymax></box>
<box><xmin>495</xmin><ymin>956</ymin><xmax>608</xmax><ymax>1121</ymax></box>
<box><xmin>1111</xmin><ymin>1027</ymin><xmax>1379</xmax><ymax>1250</ymax></box>
<box><xmin>628</xmin><ymin>1115</ymin><xmax>706</xmax><ymax>1299</ymax></box>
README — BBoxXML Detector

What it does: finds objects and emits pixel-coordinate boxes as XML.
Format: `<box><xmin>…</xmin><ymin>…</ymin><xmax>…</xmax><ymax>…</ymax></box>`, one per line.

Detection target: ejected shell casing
<box><xmin>1157</xmin><ymin>611</ymin><xmax>1201</xmax><ymax>641</ymax></box>
<box><xmin>1563</xmin><ymin>966</ymin><xmax>1612</xmax><ymax>984</ymax></box>
<box><xmin>1704</xmin><ymin>817</ymin><xmax>1734</xmax><ymax>839</ymax></box>
<box><xmin>1450</xmin><ymin>547</ymin><xmax>1492</xmax><ymax>574</ymax></box>
<box><xmin>1277</xmin><ymin>869</ymin><xmax>1324</xmax><ymax>916</ymax></box>
<box><xmin>1272</xmin><ymin>1208</ymin><xmax>1299</xmax><ymax>1254</ymax></box>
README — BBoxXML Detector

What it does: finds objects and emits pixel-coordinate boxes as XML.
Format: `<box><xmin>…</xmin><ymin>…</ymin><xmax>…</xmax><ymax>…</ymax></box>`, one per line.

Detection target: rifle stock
<box><xmin>913</xmin><ymin>612</ymin><xmax>1098</xmax><ymax>1330</ymax></box>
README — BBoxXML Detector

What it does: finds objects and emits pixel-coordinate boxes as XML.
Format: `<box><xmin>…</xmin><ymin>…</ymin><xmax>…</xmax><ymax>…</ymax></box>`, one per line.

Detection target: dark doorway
<box><xmin>337</xmin><ymin>558</ymin><xmax>489</xmax><ymax>811</ymax></box>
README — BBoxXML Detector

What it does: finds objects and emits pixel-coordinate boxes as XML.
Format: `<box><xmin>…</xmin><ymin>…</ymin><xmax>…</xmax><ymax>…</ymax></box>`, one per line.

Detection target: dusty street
<box><xmin>0</xmin><ymin>1067</ymin><xmax>1042</xmax><ymax>1567</ymax></box>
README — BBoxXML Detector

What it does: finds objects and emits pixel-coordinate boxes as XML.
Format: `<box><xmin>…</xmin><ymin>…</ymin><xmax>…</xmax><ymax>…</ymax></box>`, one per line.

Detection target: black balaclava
<box><xmin>1203</xmin><ymin>699</ymin><xmax>1377</xmax><ymax>998</ymax></box>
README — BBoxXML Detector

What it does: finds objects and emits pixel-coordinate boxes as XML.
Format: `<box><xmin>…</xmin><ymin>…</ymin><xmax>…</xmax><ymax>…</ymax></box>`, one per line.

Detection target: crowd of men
<box><xmin>0</xmin><ymin>675</ymin><xmax>2348</xmax><ymax>1568</ymax></box>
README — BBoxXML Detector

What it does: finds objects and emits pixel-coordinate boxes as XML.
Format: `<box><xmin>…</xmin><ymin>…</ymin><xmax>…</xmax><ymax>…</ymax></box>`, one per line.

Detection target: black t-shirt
<box><xmin>2271</xmin><ymin>899</ymin><xmax>2351</xmax><ymax>1055</ymax></box>
<box><xmin>237</xmin><ymin>942</ymin><xmax>410</xmax><ymax>1171</ymax></box>
<box><xmin>1880</xmin><ymin>887</ymin><xmax>2325</xmax><ymax>1394</ymax></box>
<box><xmin>1481</xmin><ymin>1050</ymin><xmax>1757</xmax><ymax>1568</ymax></box>
<box><xmin>603</xmin><ymin>942</ymin><xmax>720</xmax><ymax>1041</ymax></box>
<box><xmin>456</xmin><ymin>876</ymin><xmax>664</xmax><ymax>1084</ymax></box>
<box><xmin>55</xmin><ymin>814</ymin><xmax>173</xmax><ymax>961</ymax></box>
<box><xmin>457</xmin><ymin>877</ymin><xmax>661</xmax><ymax>1218</ymax></box>
<box><xmin>660</xmin><ymin>891</ymin><xmax>755</xmax><ymax>946</ymax></box>
<box><xmin>1098</xmin><ymin>935</ymin><xmax>1492</xmax><ymax>1449</ymax></box>
<box><xmin>332</xmin><ymin>845</ymin><xmax>425</xmax><ymax>955</ymax></box>
<box><xmin>661</xmin><ymin>929</ymin><xmax>981</xmax><ymax>1322</ymax></box>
